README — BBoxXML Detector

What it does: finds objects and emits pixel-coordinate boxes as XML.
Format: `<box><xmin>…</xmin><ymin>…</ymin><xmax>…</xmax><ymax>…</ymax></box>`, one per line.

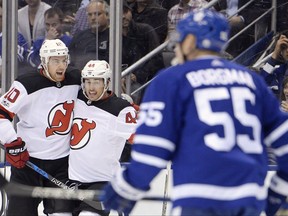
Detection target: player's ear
<box><xmin>182</xmin><ymin>34</ymin><xmax>196</xmax><ymax>55</ymax></box>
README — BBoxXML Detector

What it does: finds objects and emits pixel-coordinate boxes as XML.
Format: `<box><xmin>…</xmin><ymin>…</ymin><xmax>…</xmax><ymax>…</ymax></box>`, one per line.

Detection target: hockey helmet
<box><xmin>39</xmin><ymin>39</ymin><xmax>69</xmax><ymax>81</ymax></box>
<box><xmin>176</xmin><ymin>9</ymin><xmax>230</xmax><ymax>52</ymax></box>
<box><xmin>40</xmin><ymin>39</ymin><xmax>69</xmax><ymax>64</ymax></box>
<box><xmin>81</xmin><ymin>60</ymin><xmax>112</xmax><ymax>84</ymax></box>
<box><xmin>81</xmin><ymin>60</ymin><xmax>112</xmax><ymax>100</ymax></box>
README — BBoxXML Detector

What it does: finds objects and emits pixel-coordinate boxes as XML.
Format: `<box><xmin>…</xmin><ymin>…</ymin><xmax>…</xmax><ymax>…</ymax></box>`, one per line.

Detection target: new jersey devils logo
<box><xmin>45</xmin><ymin>101</ymin><xmax>75</xmax><ymax>137</ymax></box>
<box><xmin>70</xmin><ymin>118</ymin><xmax>96</xmax><ymax>150</ymax></box>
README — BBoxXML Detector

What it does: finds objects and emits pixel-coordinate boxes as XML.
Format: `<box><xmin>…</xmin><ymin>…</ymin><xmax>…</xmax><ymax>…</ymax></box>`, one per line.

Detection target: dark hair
<box><xmin>280</xmin><ymin>76</ymin><xmax>288</xmax><ymax>101</ymax></box>
<box><xmin>279</xmin><ymin>30</ymin><xmax>288</xmax><ymax>38</ymax></box>
<box><xmin>44</xmin><ymin>7</ymin><xmax>64</xmax><ymax>23</ymax></box>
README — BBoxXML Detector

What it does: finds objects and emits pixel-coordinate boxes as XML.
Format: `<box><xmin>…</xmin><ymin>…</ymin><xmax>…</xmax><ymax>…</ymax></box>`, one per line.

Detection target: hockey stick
<box><xmin>0</xmin><ymin>140</ymin><xmax>106</xmax><ymax>210</ymax></box>
<box><xmin>0</xmin><ymin>173</ymin><xmax>170</xmax><ymax>202</ymax></box>
<box><xmin>26</xmin><ymin>161</ymin><xmax>71</xmax><ymax>190</ymax></box>
<box><xmin>0</xmin><ymin>143</ymin><xmax>105</xmax><ymax>210</ymax></box>
<box><xmin>0</xmin><ymin>188</ymin><xmax>7</xmax><ymax>216</ymax></box>
<box><xmin>161</xmin><ymin>161</ymin><xmax>171</xmax><ymax>216</ymax></box>
<box><xmin>25</xmin><ymin>161</ymin><xmax>104</xmax><ymax>210</ymax></box>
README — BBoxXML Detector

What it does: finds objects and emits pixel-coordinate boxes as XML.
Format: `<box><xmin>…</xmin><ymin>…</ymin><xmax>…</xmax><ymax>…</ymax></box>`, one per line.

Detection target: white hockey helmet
<box><xmin>81</xmin><ymin>60</ymin><xmax>112</xmax><ymax>100</ymax></box>
<box><xmin>40</xmin><ymin>39</ymin><xmax>69</xmax><ymax>80</ymax></box>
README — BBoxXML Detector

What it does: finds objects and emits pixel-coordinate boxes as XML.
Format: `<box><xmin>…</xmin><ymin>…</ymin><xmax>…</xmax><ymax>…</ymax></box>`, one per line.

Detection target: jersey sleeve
<box><xmin>259</xmin><ymin>77</ymin><xmax>288</xmax><ymax>195</ymax></box>
<box><xmin>0</xmin><ymin>81</ymin><xmax>28</xmax><ymax>143</ymax></box>
<box><xmin>124</xmin><ymin>69</ymin><xmax>181</xmax><ymax>190</ymax></box>
<box><xmin>114</xmin><ymin>106</ymin><xmax>137</xmax><ymax>140</ymax></box>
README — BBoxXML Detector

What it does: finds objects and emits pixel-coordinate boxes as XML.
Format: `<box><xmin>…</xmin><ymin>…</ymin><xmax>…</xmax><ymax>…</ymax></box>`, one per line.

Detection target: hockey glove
<box><xmin>5</xmin><ymin>137</ymin><xmax>29</xmax><ymax>169</ymax></box>
<box><xmin>265</xmin><ymin>188</ymin><xmax>287</xmax><ymax>216</ymax></box>
<box><xmin>101</xmin><ymin>182</ymin><xmax>136</xmax><ymax>215</ymax></box>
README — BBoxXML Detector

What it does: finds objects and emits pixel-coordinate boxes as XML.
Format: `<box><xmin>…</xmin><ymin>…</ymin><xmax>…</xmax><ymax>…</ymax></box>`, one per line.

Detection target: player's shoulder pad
<box><xmin>108</xmin><ymin>95</ymin><xmax>133</xmax><ymax>116</ymax></box>
<box><xmin>16</xmin><ymin>72</ymin><xmax>50</xmax><ymax>94</ymax></box>
<box><xmin>65</xmin><ymin>66</ymin><xmax>81</xmax><ymax>85</ymax></box>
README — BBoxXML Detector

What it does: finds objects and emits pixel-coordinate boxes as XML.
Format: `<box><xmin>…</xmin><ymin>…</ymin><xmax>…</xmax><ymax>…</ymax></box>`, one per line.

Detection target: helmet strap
<box><xmin>42</xmin><ymin>65</ymin><xmax>57</xmax><ymax>82</ymax></box>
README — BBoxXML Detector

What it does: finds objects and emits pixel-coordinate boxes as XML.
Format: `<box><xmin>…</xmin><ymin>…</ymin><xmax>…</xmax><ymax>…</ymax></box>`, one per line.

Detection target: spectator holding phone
<box><xmin>260</xmin><ymin>30</ymin><xmax>288</xmax><ymax>99</ymax></box>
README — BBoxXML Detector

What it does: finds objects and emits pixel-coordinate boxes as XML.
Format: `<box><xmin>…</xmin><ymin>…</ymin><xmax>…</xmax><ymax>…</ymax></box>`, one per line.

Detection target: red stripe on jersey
<box><xmin>0</xmin><ymin>104</ymin><xmax>15</xmax><ymax>120</ymax></box>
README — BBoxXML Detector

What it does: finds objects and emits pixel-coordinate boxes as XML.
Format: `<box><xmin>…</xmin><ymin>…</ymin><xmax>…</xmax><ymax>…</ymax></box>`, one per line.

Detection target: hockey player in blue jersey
<box><xmin>100</xmin><ymin>9</ymin><xmax>288</xmax><ymax>216</ymax></box>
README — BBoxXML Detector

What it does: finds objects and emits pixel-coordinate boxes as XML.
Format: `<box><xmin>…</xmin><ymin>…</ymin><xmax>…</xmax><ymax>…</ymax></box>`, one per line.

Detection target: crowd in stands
<box><xmin>0</xmin><ymin>0</ymin><xmax>287</xmax><ymax>104</ymax></box>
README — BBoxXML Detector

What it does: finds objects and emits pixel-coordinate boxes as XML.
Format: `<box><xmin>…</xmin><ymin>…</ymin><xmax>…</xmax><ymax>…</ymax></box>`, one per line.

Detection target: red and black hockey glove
<box><xmin>5</xmin><ymin>137</ymin><xmax>29</xmax><ymax>169</ymax></box>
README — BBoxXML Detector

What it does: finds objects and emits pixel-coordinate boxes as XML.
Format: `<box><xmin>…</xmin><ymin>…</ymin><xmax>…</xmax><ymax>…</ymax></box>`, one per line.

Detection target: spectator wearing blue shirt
<box><xmin>0</xmin><ymin>3</ymin><xmax>28</xmax><ymax>79</ymax></box>
<box><xmin>27</xmin><ymin>7</ymin><xmax>72</xmax><ymax>68</ymax></box>
<box><xmin>260</xmin><ymin>30</ymin><xmax>288</xmax><ymax>99</ymax></box>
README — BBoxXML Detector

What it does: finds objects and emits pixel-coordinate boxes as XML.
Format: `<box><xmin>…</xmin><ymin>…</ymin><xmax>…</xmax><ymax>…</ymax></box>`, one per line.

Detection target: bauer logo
<box><xmin>45</xmin><ymin>100</ymin><xmax>75</xmax><ymax>137</ymax></box>
<box><xmin>8</xmin><ymin>147</ymin><xmax>25</xmax><ymax>155</ymax></box>
<box><xmin>70</xmin><ymin>118</ymin><xmax>96</xmax><ymax>150</ymax></box>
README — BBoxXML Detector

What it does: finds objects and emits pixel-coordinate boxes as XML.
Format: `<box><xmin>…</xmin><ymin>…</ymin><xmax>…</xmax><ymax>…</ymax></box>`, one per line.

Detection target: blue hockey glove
<box><xmin>265</xmin><ymin>188</ymin><xmax>287</xmax><ymax>216</ymax></box>
<box><xmin>266</xmin><ymin>173</ymin><xmax>288</xmax><ymax>216</ymax></box>
<box><xmin>101</xmin><ymin>182</ymin><xmax>136</xmax><ymax>215</ymax></box>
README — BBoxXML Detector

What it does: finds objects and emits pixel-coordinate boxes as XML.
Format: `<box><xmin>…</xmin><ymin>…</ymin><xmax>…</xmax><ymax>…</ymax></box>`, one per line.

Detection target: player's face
<box><xmin>45</xmin><ymin>14</ymin><xmax>62</xmax><ymax>36</ymax></box>
<box><xmin>47</xmin><ymin>56</ymin><xmax>68</xmax><ymax>82</ymax></box>
<box><xmin>87</xmin><ymin>2</ymin><xmax>108</xmax><ymax>32</ymax></box>
<box><xmin>83</xmin><ymin>78</ymin><xmax>105</xmax><ymax>101</ymax></box>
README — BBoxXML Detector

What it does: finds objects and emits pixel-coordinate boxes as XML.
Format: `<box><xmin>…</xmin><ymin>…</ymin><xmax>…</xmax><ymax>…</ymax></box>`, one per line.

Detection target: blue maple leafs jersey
<box><xmin>124</xmin><ymin>56</ymin><xmax>288</xmax><ymax>211</ymax></box>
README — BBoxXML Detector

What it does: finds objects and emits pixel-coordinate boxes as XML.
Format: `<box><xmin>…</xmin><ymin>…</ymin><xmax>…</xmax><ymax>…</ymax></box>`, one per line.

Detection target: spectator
<box><xmin>68</xmin><ymin>60</ymin><xmax>137</xmax><ymax>216</ymax></box>
<box><xmin>70</xmin><ymin>0</ymin><xmax>110</xmax><ymax>36</ymax></box>
<box><xmin>27</xmin><ymin>7</ymin><xmax>73</xmax><ymax>68</ymax></box>
<box><xmin>0</xmin><ymin>2</ymin><xmax>30</xmax><ymax>78</ymax></box>
<box><xmin>260</xmin><ymin>30</ymin><xmax>288</xmax><ymax>99</ymax></box>
<box><xmin>69</xmin><ymin>0</ymin><xmax>110</xmax><ymax>69</ymax></box>
<box><xmin>167</xmin><ymin>0</ymin><xmax>209</xmax><ymax>38</ymax></box>
<box><xmin>18</xmin><ymin>0</ymin><xmax>51</xmax><ymax>49</ymax></box>
<box><xmin>0</xmin><ymin>4</ymin><xmax>28</xmax><ymax>68</ymax></box>
<box><xmin>70</xmin><ymin>6</ymin><xmax>90</xmax><ymax>36</ymax></box>
<box><xmin>100</xmin><ymin>9</ymin><xmax>288</xmax><ymax>216</ymax></box>
<box><xmin>215</xmin><ymin>0</ymin><xmax>270</xmax><ymax>57</ymax></box>
<box><xmin>131</xmin><ymin>0</ymin><xmax>168</xmax><ymax>43</ymax></box>
<box><xmin>122</xmin><ymin>0</ymin><xmax>165</xmax><ymax>104</ymax></box>
<box><xmin>277</xmin><ymin>0</ymin><xmax>288</xmax><ymax>33</ymax></box>
<box><xmin>280</xmin><ymin>76</ymin><xmax>288</xmax><ymax>112</ymax></box>
<box><xmin>42</xmin><ymin>0</ymin><xmax>80</xmax><ymax>15</ymax></box>
<box><xmin>157</xmin><ymin>0</ymin><xmax>180</xmax><ymax>11</ymax></box>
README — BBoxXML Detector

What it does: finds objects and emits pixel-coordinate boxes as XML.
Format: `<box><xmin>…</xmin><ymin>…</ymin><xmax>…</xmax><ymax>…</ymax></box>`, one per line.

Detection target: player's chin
<box><xmin>54</xmin><ymin>75</ymin><xmax>65</xmax><ymax>82</ymax></box>
<box><xmin>87</xmin><ymin>94</ymin><xmax>99</xmax><ymax>101</ymax></box>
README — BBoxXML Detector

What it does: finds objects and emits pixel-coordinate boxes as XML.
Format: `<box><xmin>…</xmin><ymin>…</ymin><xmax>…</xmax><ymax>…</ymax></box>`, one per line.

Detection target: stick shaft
<box><xmin>0</xmin><ymin>174</ymin><xmax>170</xmax><ymax>202</ymax></box>
<box><xmin>26</xmin><ymin>161</ymin><xmax>104</xmax><ymax>210</ymax></box>
<box><xmin>26</xmin><ymin>161</ymin><xmax>70</xmax><ymax>189</ymax></box>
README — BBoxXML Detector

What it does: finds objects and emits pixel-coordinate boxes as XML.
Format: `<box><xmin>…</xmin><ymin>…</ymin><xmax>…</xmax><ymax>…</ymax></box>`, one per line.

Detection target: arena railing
<box><xmin>122</xmin><ymin>0</ymin><xmax>277</xmax><ymax>98</ymax></box>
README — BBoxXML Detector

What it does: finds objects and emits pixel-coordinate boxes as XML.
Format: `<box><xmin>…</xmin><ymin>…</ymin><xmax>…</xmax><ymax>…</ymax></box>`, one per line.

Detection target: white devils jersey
<box><xmin>69</xmin><ymin>91</ymin><xmax>137</xmax><ymax>183</ymax></box>
<box><xmin>0</xmin><ymin>69</ymin><xmax>81</xmax><ymax>159</ymax></box>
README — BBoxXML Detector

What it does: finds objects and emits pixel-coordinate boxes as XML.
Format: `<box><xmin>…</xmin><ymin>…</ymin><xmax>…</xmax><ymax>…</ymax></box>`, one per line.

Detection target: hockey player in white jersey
<box><xmin>0</xmin><ymin>39</ymin><xmax>81</xmax><ymax>216</ymax></box>
<box><xmin>100</xmin><ymin>9</ymin><xmax>288</xmax><ymax>216</ymax></box>
<box><xmin>68</xmin><ymin>60</ymin><xmax>137</xmax><ymax>216</ymax></box>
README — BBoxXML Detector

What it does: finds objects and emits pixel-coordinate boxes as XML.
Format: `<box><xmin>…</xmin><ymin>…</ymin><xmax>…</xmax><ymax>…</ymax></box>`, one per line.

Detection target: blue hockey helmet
<box><xmin>176</xmin><ymin>9</ymin><xmax>230</xmax><ymax>52</ymax></box>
